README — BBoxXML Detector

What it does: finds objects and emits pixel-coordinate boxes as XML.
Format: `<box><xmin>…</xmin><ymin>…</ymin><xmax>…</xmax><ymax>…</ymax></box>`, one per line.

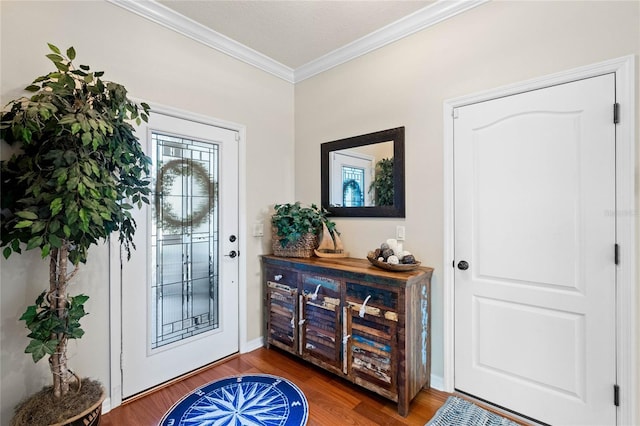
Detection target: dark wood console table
<box><xmin>262</xmin><ymin>255</ymin><xmax>433</xmax><ymax>416</ymax></box>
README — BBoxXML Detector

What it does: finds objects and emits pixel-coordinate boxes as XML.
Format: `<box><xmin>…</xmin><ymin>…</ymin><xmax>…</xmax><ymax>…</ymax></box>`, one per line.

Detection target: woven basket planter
<box><xmin>12</xmin><ymin>383</ymin><xmax>105</xmax><ymax>426</ymax></box>
<box><xmin>271</xmin><ymin>227</ymin><xmax>318</xmax><ymax>258</ymax></box>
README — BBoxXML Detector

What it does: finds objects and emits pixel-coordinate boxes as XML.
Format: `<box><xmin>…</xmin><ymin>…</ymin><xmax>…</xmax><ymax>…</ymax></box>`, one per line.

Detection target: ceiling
<box><xmin>156</xmin><ymin>1</ymin><xmax>434</xmax><ymax>69</ymax></box>
<box><xmin>110</xmin><ymin>0</ymin><xmax>485</xmax><ymax>82</ymax></box>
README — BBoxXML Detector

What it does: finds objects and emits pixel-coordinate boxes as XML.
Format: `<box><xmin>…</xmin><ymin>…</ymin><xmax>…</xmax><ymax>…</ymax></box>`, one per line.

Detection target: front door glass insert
<box><xmin>151</xmin><ymin>132</ymin><xmax>219</xmax><ymax>349</ymax></box>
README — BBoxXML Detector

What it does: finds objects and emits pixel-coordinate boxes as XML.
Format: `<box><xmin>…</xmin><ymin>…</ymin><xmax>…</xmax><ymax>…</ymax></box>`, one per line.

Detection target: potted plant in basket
<box><xmin>1</xmin><ymin>43</ymin><xmax>151</xmax><ymax>425</ymax></box>
<box><xmin>271</xmin><ymin>202</ymin><xmax>336</xmax><ymax>258</ymax></box>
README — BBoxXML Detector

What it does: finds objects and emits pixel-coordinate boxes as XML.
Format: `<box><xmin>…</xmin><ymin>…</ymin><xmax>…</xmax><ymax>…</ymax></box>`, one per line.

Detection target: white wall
<box><xmin>0</xmin><ymin>1</ymin><xmax>293</xmax><ymax>423</ymax></box>
<box><xmin>294</xmin><ymin>0</ymin><xmax>639</xmax><ymax>403</ymax></box>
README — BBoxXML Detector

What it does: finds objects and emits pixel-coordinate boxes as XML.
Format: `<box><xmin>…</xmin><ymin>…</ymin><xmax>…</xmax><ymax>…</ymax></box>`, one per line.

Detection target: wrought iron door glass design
<box><xmin>151</xmin><ymin>132</ymin><xmax>219</xmax><ymax>349</ymax></box>
<box><xmin>342</xmin><ymin>166</ymin><xmax>365</xmax><ymax>207</ymax></box>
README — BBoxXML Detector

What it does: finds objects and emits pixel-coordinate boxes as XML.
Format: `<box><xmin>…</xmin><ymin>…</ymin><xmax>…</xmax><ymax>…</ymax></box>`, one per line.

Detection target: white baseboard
<box><xmin>430</xmin><ymin>374</ymin><xmax>444</xmax><ymax>391</ymax></box>
<box><xmin>101</xmin><ymin>397</ymin><xmax>112</xmax><ymax>414</ymax></box>
<box><xmin>241</xmin><ymin>336</ymin><xmax>265</xmax><ymax>353</ymax></box>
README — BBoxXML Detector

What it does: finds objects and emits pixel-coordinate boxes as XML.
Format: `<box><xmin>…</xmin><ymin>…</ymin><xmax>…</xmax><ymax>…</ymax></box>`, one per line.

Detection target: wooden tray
<box><xmin>366</xmin><ymin>254</ymin><xmax>421</xmax><ymax>271</ymax></box>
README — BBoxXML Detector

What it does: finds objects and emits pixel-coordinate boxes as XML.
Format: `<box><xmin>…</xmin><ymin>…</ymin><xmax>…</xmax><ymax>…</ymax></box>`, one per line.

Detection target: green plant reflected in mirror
<box><xmin>321</xmin><ymin>127</ymin><xmax>405</xmax><ymax>217</ymax></box>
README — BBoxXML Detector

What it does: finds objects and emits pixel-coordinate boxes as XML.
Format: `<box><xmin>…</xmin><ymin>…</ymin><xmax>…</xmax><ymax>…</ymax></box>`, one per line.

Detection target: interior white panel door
<box><xmin>454</xmin><ymin>74</ymin><xmax>616</xmax><ymax>425</ymax></box>
<box><xmin>121</xmin><ymin>112</ymin><xmax>239</xmax><ymax>398</ymax></box>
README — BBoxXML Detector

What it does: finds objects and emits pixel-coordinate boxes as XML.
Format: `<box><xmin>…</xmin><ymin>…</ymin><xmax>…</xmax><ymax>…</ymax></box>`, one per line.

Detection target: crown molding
<box><xmin>106</xmin><ymin>0</ymin><xmax>296</xmax><ymax>83</ymax></box>
<box><xmin>294</xmin><ymin>0</ymin><xmax>488</xmax><ymax>82</ymax></box>
<box><xmin>107</xmin><ymin>0</ymin><xmax>487</xmax><ymax>84</ymax></box>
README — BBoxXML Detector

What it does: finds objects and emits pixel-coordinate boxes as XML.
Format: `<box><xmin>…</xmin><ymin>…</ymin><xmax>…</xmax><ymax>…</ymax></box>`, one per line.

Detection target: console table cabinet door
<box><xmin>301</xmin><ymin>297</ymin><xmax>342</xmax><ymax>370</ymax></box>
<box><xmin>299</xmin><ymin>273</ymin><xmax>343</xmax><ymax>370</ymax></box>
<box><xmin>346</xmin><ymin>304</ymin><xmax>398</xmax><ymax>400</ymax></box>
<box><xmin>266</xmin><ymin>280</ymin><xmax>298</xmax><ymax>353</ymax></box>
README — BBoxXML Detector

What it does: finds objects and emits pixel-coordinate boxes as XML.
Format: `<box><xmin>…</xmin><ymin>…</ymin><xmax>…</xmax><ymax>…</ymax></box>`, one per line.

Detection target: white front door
<box><xmin>329</xmin><ymin>151</ymin><xmax>374</xmax><ymax>207</ymax></box>
<box><xmin>121</xmin><ymin>112</ymin><xmax>239</xmax><ymax>398</ymax></box>
<box><xmin>454</xmin><ymin>74</ymin><xmax>616</xmax><ymax>425</ymax></box>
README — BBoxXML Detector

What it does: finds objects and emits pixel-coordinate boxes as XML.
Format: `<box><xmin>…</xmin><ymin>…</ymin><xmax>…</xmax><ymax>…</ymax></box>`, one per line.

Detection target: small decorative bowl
<box><xmin>366</xmin><ymin>253</ymin><xmax>421</xmax><ymax>271</ymax></box>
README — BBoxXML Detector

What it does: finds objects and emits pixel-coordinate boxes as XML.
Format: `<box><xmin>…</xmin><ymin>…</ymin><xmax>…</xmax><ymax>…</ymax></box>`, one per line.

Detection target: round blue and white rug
<box><xmin>159</xmin><ymin>374</ymin><xmax>309</xmax><ymax>426</ymax></box>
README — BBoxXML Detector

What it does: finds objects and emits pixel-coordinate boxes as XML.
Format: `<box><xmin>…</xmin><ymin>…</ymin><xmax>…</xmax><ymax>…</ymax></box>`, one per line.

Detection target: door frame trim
<box><xmin>443</xmin><ymin>55</ymin><xmax>636</xmax><ymax>425</ymax></box>
<box><xmin>107</xmin><ymin>102</ymin><xmax>247</xmax><ymax>410</ymax></box>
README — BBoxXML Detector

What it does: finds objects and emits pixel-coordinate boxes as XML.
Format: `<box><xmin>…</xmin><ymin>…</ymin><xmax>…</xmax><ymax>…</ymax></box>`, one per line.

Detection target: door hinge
<box><xmin>614</xmin><ymin>384</ymin><xmax>620</xmax><ymax>406</ymax></box>
<box><xmin>120</xmin><ymin>352</ymin><xmax>125</xmax><ymax>371</ymax></box>
<box><xmin>615</xmin><ymin>243</ymin><xmax>619</xmax><ymax>265</ymax></box>
<box><xmin>235</xmin><ymin>132</ymin><xmax>240</xmax><ymax>142</ymax></box>
<box><xmin>452</xmin><ymin>108</ymin><xmax>459</xmax><ymax>119</ymax></box>
<box><xmin>613</xmin><ymin>103</ymin><xmax>620</xmax><ymax>124</ymax></box>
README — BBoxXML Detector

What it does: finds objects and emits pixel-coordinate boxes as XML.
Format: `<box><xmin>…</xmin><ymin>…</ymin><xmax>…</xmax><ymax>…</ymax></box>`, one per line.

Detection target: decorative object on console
<box><xmin>271</xmin><ymin>202</ymin><xmax>336</xmax><ymax>258</ymax></box>
<box><xmin>367</xmin><ymin>238</ymin><xmax>420</xmax><ymax>271</ymax></box>
<box><xmin>314</xmin><ymin>222</ymin><xmax>348</xmax><ymax>258</ymax></box>
<box><xmin>367</xmin><ymin>254</ymin><xmax>421</xmax><ymax>271</ymax></box>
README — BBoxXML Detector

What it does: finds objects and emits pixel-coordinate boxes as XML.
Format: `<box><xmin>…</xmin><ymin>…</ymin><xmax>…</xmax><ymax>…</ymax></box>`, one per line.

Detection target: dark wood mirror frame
<box><xmin>321</xmin><ymin>127</ymin><xmax>405</xmax><ymax>218</ymax></box>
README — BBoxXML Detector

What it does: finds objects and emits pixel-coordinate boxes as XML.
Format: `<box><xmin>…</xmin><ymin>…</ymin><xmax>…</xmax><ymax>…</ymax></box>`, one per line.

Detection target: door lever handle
<box><xmin>225</xmin><ymin>250</ymin><xmax>238</xmax><ymax>258</ymax></box>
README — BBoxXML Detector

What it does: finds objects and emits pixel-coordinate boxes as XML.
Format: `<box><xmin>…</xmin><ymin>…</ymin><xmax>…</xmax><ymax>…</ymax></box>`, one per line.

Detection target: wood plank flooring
<box><xmin>102</xmin><ymin>347</ymin><xmax>523</xmax><ymax>425</ymax></box>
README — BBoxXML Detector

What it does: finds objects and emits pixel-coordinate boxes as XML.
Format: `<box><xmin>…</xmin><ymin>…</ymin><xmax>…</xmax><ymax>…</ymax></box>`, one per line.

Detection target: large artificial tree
<box><xmin>0</xmin><ymin>43</ymin><xmax>151</xmax><ymax>402</ymax></box>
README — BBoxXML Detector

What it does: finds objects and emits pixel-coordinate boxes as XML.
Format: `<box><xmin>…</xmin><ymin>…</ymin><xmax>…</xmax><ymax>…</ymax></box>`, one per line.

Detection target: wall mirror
<box><xmin>321</xmin><ymin>127</ymin><xmax>405</xmax><ymax>217</ymax></box>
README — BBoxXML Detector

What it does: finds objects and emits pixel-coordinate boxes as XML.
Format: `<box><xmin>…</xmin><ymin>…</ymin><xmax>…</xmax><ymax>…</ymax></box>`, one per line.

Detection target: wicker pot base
<box><xmin>272</xmin><ymin>229</ymin><xmax>317</xmax><ymax>258</ymax></box>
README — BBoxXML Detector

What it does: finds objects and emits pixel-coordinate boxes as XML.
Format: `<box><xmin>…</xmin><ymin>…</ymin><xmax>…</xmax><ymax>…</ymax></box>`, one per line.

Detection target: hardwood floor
<box><xmin>102</xmin><ymin>347</ymin><xmax>523</xmax><ymax>425</ymax></box>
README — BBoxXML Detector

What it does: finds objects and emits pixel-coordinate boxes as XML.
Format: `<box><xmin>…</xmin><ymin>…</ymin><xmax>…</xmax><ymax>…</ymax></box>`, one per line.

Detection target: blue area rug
<box><xmin>426</xmin><ymin>396</ymin><xmax>520</xmax><ymax>426</ymax></box>
<box><xmin>160</xmin><ymin>374</ymin><xmax>309</xmax><ymax>426</ymax></box>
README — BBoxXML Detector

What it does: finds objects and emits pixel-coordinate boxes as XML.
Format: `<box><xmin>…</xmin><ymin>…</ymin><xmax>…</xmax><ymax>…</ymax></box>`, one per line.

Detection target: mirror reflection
<box><xmin>329</xmin><ymin>141</ymin><xmax>393</xmax><ymax>207</ymax></box>
<box><xmin>321</xmin><ymin>127</ymin><xmax>405</xmax><ymax>218</ymax></box>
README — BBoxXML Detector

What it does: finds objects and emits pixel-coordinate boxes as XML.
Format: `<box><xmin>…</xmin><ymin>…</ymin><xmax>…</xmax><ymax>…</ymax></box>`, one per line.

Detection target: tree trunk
<box><xmin>49</xmin><ymin>243</ymin><xmax>71</xmax><ymax>398</ymax></box>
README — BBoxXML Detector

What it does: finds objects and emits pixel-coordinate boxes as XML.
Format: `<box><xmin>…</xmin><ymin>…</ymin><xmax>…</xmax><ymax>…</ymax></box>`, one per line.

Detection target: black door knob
<box><xmin>457</xmin><ymin>260</ymin><xmax>469</xmax><ymax>270</ymax></box>
<box><xmin>229</xmin><ymin>235</ymin><xmax>237</xmax><ymax>242</ymax></box>
<box><xmin>226</xmin><ymin>250</ymin><xmax>238</xmax><ymax>258</ymax></box>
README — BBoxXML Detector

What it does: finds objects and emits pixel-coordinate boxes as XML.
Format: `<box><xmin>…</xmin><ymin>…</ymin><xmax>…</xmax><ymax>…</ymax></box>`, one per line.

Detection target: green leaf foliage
<box><xmin>15</xmin><ymin>220</ymin><xmax>33</xmax><ymax>229</ymax></box>
<box><xmin>369</xmin><ymin>157</ymin><xmax>394</xmax><ymax>206</ymax></box>
<box><xmin>19</xmin><ymin>291</ymin><xmax>89</xmax><ymax>363</ymax></box>
<box><xmin>25</xmin><ymin>339</ymin><xmax>59</xmax><ymax>363</ymax></box>
<box><xmin>0</xmin><ymin>44</ymin><xmax>151</xmax><ymax>264</ymax></box>
<box><xmin>47</xmin><ymin>43</ymin><xmax>61</xmax><ymax>54</ymax></box>
<box><xmin>2</xmin><ymin>44</ymin><xmax>149</xmax><ymax>377</ymax></box>
<box><xmin>271</xmin><ymin>202</ymin><xmax>336</xmax><ymax>248</ymax></box>
<box><xmin>15</xmin><ymin>211</ymin><xmax>38</xmax><ymax>220</ymax></box>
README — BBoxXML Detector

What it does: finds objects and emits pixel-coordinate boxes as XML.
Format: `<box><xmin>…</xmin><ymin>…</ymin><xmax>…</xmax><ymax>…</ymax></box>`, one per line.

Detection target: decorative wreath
<box><xmin>156</xmin><ymin>159</ymin><xmax>216</xmax><ymax>229</ymax></box>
